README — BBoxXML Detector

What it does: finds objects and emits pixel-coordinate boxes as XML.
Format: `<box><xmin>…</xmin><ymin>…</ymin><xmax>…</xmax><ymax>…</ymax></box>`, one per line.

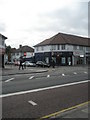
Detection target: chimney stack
<box><xmin>19</xmin><ymin>45</ymin><xmax>22</xmax><ymax>48</ymax></box>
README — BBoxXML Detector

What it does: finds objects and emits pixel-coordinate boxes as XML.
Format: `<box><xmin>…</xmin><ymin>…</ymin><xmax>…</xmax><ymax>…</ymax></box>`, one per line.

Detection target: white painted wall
<box><xmin>11</xmin><ymin>52</ymin><xmax>34</xmax><ymax>62</ymax></box>
<box><xmin>0</xmin><ymin>34</ymin><xmax>5</xmax><ymax>49</ymax></box>
<box><xmin>34</xmin><ymin>44</ymin><xmax>90</xmax><ymax>58</ymax></box>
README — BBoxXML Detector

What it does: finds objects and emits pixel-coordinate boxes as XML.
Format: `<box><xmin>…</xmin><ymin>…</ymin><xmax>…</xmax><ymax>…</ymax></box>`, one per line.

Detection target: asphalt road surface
<box><xmin>2</xmin><ymin>70</ymin><xmax>88</xmax><ymax>94</ymax></box>
<box><xmin>1</xmin><ymin>69</ymin><xmax>89</xmax><ymax>118</ymax></box>
<box><xmin>2</xmin><ymin>81</ymin><xmax>89</xmax><ymax>118</ymax></box>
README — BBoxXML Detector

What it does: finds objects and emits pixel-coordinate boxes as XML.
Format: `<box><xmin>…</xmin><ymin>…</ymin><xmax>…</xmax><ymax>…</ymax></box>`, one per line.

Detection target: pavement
<box><xmin>1</xmin><ymin>64</ymin><xmax>88</xmax><ymax>76</ymax></box>
<box><xmin>2</xmin><ymin>65</ymin><xmax>49</xmax><ymax>76</ymax></box>
<box><xmin>1</xmin><ymin>64</ymin><xmax>89</xmax><ymax>118</ymax></box>
<box><xmin>50</xmin><ymin>101</ymin><xmax>90</xmax><ymax>119</ymax></box>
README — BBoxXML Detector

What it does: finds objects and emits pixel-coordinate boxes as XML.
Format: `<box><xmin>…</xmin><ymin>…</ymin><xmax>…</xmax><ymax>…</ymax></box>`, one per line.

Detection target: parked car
<box><xmin>36</xmin><ymin>61</ymin><xmax>50</xmax><ymax>67</ymax></box>
<box><xmin>5</xmin><ymin>61</ymin><xmax>14</xmax><ymax>65</ymax></box>
<box><xmin>22</xmin><ymin>61</ymin><xmax>36</xmax><ymax>67</ymax></box>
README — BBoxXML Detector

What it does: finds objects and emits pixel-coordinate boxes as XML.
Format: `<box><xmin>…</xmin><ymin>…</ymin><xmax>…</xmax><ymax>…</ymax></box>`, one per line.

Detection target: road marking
<box><xmin>62</xmin><ymin>74</ymin><xmax>65</xmax><ymax>76</ymax></box>
<box><xmin>73</xmin><ymin>72</ymin><xmax>77</xmax><ymax>75</ymax></box>
<box><xmin>47</xmin><ymin>75</ymin><xmax>50</xmax><ymax>78</ymax></box>
<box><xmin>5</xmin><ymin>78</ymin><xmax>14</xmax><ymax>83</ymax></box>
<box><xmin>0</xmin><ymin>79</ymin><xmax>89</xmax><ymax>98</ymax></box>
<box><xmin>40</xmin><ymin>101</ymin><xmax>90</xmax><ymax>119</ymax></box>
<box><xmin>29</xmin><ymin>76</ymin><xmax>34</xmax><ymax>79</ymax></box>
<box><xmin>84</xmin><ymin>72</ymin><xmax>88</xmax><ymax>74</ymax></box>
<box><xmin>28</xmin><ymin>100</ymin><xmax>37</xmax><ymax>106</ymax></box>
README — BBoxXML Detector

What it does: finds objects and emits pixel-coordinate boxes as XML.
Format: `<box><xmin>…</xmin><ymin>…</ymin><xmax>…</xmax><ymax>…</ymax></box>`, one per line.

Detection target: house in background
<box><xmin>34</xmin><ymin>32</ymin><xmax>90</xmax><ymax>66</ymax></box>
<box><xmin>0</xmin><ymin>33</ymin><xmax>7</xmax><ymax>68</ymax></box>
<box><xmin>11</xmin><ymin>45</ymin><xmax>34</xmax><ymax>63</ymax></box>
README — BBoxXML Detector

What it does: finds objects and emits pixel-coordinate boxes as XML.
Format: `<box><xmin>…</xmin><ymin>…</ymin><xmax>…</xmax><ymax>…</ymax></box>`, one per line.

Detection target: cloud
<box><xmin>0</xmin><ymin>22</ymin><xmax>6</xmax><ymax>32</ymax></box>
<box><xmin>34</xmin><ymin>2</ymin><xmax>88</xmax><ymax>37</ymax></box>
<box><xmin>0</xmin><ymin>0</ymin><xmax>89</xmax><ymax>48</ymax></box>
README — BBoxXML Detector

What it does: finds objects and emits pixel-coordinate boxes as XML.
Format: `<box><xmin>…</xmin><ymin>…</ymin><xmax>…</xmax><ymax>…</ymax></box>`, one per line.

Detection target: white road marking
<box><xmin>5</xmin><ymin>78</ymin><xmax>14</xmax><ymax>83</ymax></box>
<box><xmin>28</xmin><ymin>100</ymin><xmax>37</xmax><ymax>106</ymax></box>
<box><xmin>1</xmin><ymin>80</ymin><xmax>89</xmax><ymax>98</ymax></box>
<box><xmin>47</xmin><ymin>75</ymin><xmax>50</xmax><ymax>78</ymax></box>
<box><xmin>29</xmin><ymin>76</ymin><xmax>34</xmax><ymax>79</ymax></box>
<box><xmin>62</xmin><ymin>74</ymin><xmax>65</xmax><ymax>76</ymax></box>
<box><xmin>73</xmin><ymin>72</ymin><xmax>77</xmax><ymax>75</ymax></box>
<box><xmin>84</xmin><ymin>72</ymin><xmax>88</xmax><ymax>74</ymax></box>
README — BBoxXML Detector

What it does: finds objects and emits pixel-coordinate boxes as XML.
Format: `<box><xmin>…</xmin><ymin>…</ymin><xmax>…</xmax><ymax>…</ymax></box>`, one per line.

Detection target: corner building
<box><xmin>34</xmin><ymin>32</ymin><xmax>90</xmax><ymax>66</ymax></box>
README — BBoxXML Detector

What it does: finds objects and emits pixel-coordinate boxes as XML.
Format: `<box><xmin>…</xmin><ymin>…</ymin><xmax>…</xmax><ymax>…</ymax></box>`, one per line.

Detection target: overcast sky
<box><xmin>0</xmin><ymin>0</ymin><xmax>89</xmax><ymax>48</ymax></box>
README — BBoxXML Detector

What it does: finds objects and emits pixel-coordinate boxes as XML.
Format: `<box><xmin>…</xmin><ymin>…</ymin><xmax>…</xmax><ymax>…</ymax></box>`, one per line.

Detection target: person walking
<box><xmin>52</xmin><ymin>59</ymin><xmax>55</xmax><ymax>68</ymax></box>
<box><xmin>19</xmin><ymin>58</ymin><xmax>24</xmax><ymax>70</ymax></box>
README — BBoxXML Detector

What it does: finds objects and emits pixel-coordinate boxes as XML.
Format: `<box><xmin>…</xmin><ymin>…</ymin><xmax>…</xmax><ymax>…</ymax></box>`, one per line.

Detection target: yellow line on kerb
<box><xmin>39</xmin><ymin>101</ymin><xmax>90</xmax><ymax>120</ymax></box>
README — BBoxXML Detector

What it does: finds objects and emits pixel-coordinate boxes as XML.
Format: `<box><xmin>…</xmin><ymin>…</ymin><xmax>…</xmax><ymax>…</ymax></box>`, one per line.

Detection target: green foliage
<box><xmin>5</xmin><ymin>45</ymin><xmax>11</xmax><ymax>61</ymax></box>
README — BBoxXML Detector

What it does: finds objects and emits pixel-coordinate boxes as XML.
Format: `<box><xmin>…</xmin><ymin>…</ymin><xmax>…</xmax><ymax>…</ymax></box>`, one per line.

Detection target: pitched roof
<box><xmin>11</xmin><ymin>46</ymin><xmax>34</xmax><ymax>53</ymax></box>
<box><xmin>34</xmin><ymin>32</ymin><xmax>90</xmax><ymax>47</ymax></box>
<box><xmin>11</xmin><ymin>48</ymin><xmax>16</xmax><ymax>53</ymax></box>
<box><xmin>0</xmin><ymin>33</ymin><xmax>7</xmax><ymax>39</ymax></box>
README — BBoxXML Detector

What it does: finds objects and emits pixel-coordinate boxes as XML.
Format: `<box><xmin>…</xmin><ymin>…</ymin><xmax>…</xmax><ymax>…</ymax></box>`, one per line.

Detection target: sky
<box><xmin>0</xmin><ymin>0</ymin><xmax>89</xmax><ymax>48</ymax></box>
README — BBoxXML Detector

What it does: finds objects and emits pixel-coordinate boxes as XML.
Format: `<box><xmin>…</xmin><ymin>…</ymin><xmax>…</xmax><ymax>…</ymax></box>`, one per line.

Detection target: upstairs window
<box><xmin>73</xmin><ymin>46</ymin><xmax>77</xmax><ymax>50</ymax></box>
<box><xmin>51</xmin><ymin>45</ymin><xmax>56</xmax><ymax>50</ymax></box>
<box><xmin>61</xmin><ymin>45</ymin><xmax>65</xmax><ymax>50</ymax></box>
<box><xmin>2</xmin><ymin>40</ymin><xmax>4</xmax><ymax>46</ymax></box>
<box><xmin>41</xmin><ymin>46</ymin><xmax>44</xmax><ymax>51</ymax></box>
<box><xmin>16</xmin><ymin>53</ymin><xmax>19</xmax><ymax>56</ymax></box>
<box><xmin>79</xmin><ymin>46</ymin><xmax>83</xmax><ymax>50</ymax></box>
<box><xmin>36</xmin><ymin>47</ymin><xmax>38</xmax><ymax>51</ymax></box>
<box><xmin>57</xmin><ymin>45</ymin><xmax>60</xmax><ymax>50</ymax></box>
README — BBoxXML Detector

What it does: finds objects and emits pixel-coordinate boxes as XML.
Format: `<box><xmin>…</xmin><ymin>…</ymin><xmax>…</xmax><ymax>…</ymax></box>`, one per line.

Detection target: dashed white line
<box><xmin>73</xmin><ymin>72</ymin><xmax>77</xmax><ymax>75</ymax></box>
<box><xmin>5</xmin><ymin>78</ymin><xmax>15</xmax><ymax>83</ymax></box>
<box><xmin>47</xmin><ymin>75</ymin><xmax>50</xmax><ymax>78</ymax></box>
<box><xmin>28</xmin><ymin>100</ymin><xmax>37</xmax><ymax>106</ymax></box>
<box><xmin>29</xmin><ymin>76</ymin><xmax>34</xmax><ymax>79</ymax></box>
<box><xmin>62</xmin><ymin>74</ymin><xmax>65</xmax><ymax>76</ymax></box>
<box><xmin>84</xmin><ymin>72</ymin><xmax>88</xmax><ymax>74</ymax></box>
<box><xmin>1</xmin><ymin>80</ymin><xmax>89</xmax><ymax>98</ymax></box>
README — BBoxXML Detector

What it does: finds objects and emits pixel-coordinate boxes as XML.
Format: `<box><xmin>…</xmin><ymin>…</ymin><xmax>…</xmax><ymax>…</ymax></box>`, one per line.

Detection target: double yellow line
<box><xmin>39</xmin><ymin>101</ymin><xmax>90</xmax><ymax>119</ymax></box>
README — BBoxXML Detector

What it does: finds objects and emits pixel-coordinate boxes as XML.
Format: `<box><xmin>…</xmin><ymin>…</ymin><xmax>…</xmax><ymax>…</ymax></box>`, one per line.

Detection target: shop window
<box><xmin>61</xmin><ymin>57</ymin><xmax>66</xmax><ymax>64</ymax></box>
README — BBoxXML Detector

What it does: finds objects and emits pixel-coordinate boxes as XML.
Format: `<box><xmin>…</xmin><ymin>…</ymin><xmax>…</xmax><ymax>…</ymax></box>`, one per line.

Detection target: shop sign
<box><xmin>73</xmin><ymin>51</ymin><xmax>84</xmax><ymax>56</ymax></box>
<box><xmin>24</xmin><ymin>52</ymin><xmax>27</xmax><ymax>56</ymax></box>
<box><xmin>80</xmin><ymin>55</ymin><xmax>84</xmax><ymax>57</ymax></box>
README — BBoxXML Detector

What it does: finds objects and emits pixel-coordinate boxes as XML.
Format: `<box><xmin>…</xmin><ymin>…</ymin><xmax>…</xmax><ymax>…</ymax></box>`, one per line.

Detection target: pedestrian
<box><xmin>19</xmin><ymin>58</ymin><xmax>24</xmax><ymax>70</ymax></box>
<box><xmin>52</xmin><ymin>59</ymin><xmax>55</xmax><ymax>68</ymax></box>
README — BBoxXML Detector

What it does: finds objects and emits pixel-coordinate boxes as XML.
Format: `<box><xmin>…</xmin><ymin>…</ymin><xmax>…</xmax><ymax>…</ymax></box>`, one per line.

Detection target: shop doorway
<box><xmin>67</xmin><ymin>57</ymin><xmax>72</xmax><ymax>65</ymax></box>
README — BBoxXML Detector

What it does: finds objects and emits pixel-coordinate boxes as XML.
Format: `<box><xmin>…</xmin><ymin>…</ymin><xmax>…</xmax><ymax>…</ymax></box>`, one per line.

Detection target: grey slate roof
<box><xmin>11</xmin><ymin>46</ymin><xmax>34</xmax><ymax>53</ymax></box>
<box><xmin>34</xmin><ymin>32</ymin><xmax>90</xmax><ymax>47</ymax></box>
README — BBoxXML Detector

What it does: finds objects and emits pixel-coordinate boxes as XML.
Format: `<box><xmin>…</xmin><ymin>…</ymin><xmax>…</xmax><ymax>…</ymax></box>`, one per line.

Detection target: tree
<box><xmin>5</xmin><ymin>45</ymin><xmax>11</xmax><ymax>61</ymax></box>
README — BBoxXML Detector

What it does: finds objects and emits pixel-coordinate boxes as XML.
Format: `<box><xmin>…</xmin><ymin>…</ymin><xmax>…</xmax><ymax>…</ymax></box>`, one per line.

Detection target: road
<box><xmin>1</xmin><ymin>68</ymin><xmax>89</xmax><ymax>118</ymax></box>
<box><xmin>2</xmin><ymin>69</ymin><xmax>88</xmax><ymax>94</ymax></box>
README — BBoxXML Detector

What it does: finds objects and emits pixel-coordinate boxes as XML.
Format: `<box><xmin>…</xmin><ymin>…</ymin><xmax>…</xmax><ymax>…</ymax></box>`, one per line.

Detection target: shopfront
<box><xmin>52</xmin><ymin>52</ymin><xmax>73</xmax><ymax>66</ymax></box>
<box><xmin>73</xmin><ymin>51</ymin><xmax>85</xmax><ymax>65</ymax></box>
